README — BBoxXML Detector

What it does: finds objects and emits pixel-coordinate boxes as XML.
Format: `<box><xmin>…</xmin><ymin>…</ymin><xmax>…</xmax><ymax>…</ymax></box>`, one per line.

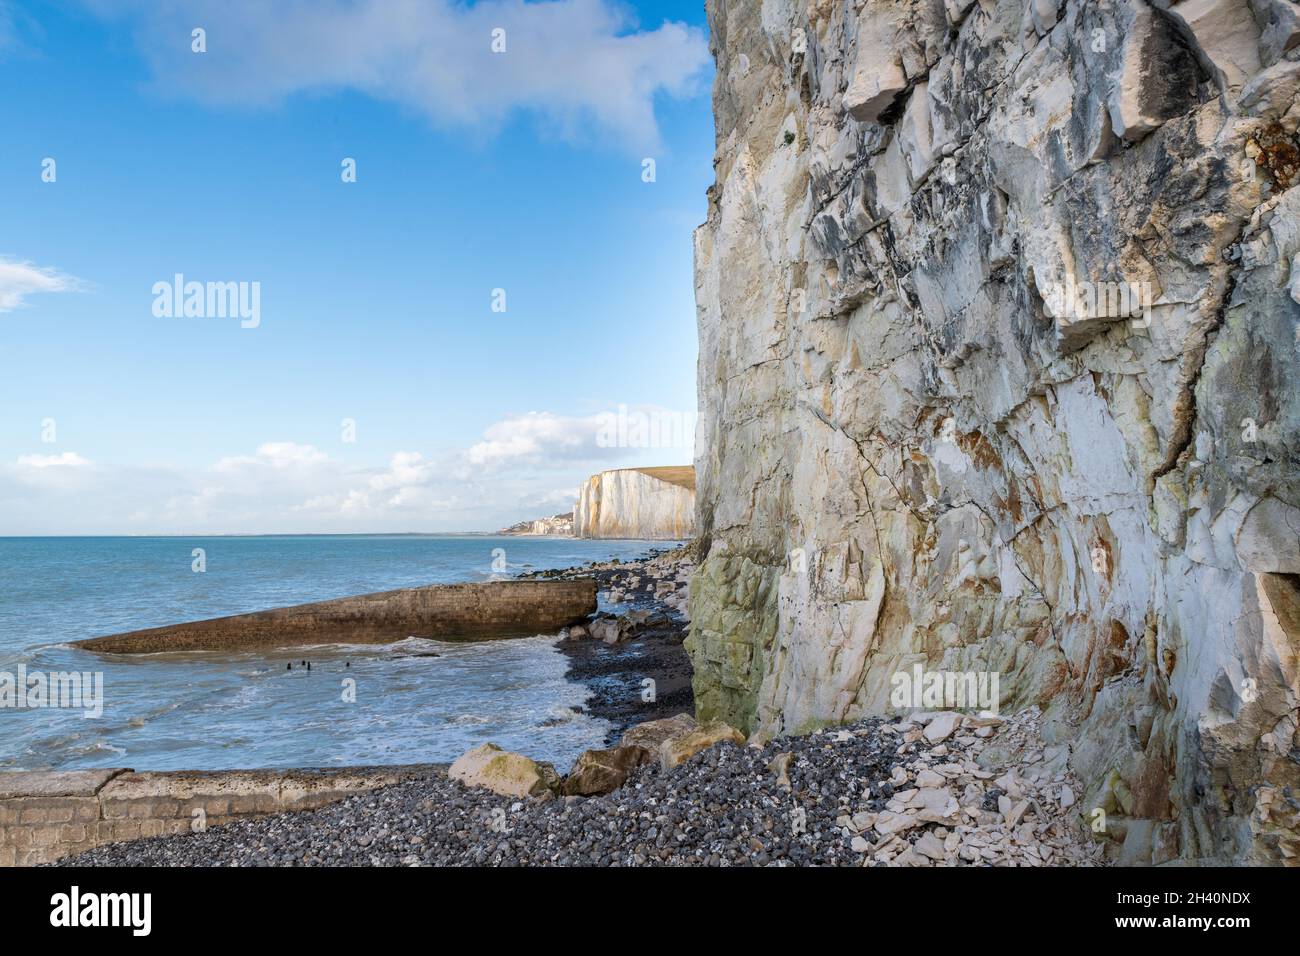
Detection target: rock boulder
<box><xmin>449</xmin><ymin>743</ymin><xmax>560</xmax><ymax>799</ymax></box>
<box><xmin>562</xmin><ymin>746</ymin><xmax>652</xmax><ymax>796</ymax></box>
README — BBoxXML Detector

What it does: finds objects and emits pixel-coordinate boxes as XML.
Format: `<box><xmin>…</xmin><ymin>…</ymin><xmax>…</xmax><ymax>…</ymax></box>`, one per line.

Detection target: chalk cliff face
<box><xmin>689</xmin><ymin>0</ymin><xmax>1300</xmax><ymax>863</ymax></box>
<box><xmin>574</xmin><ymin>468</ymin><xmax>695</xmax><ymax>539</ymax></box>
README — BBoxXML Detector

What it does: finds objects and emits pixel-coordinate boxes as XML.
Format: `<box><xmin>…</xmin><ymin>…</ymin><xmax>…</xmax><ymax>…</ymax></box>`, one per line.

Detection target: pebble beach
<box><xmin>57</xmin><ymin>708</ymin><xmax>1100</xmax><ymax>867</ymax></box>
<box><xmin>56</xmin><ymin>547</ymin><xmax>1102</xmax><ymax>867</ymax></box>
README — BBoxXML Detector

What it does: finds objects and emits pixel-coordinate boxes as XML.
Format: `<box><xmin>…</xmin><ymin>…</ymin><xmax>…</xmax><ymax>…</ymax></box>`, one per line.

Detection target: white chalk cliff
<box><xmin>573</xmin><ymin>468</ymin><xmax>695</xmax><ymax>539</ymax></box>
<box><xmin>688</xmin><ymin>0</ymin><xmax>1300</xmax><ymax>863</ymax></box>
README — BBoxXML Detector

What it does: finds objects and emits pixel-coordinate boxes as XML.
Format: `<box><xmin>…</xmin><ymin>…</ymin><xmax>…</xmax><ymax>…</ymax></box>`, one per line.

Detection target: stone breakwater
<box><xmin>55</xmin><ymin>707</ymin><xmax>1099</xmax><ymax>867</ymax></box>
<box><xmin>690</xmin><ymin>0</ymin><xmax>1300</xmax><ymax>864</ymax></box>
<box><xmin>72</xmin><ymin>579</ymin><xmax>596</xmax><ymax>653</ymax></box>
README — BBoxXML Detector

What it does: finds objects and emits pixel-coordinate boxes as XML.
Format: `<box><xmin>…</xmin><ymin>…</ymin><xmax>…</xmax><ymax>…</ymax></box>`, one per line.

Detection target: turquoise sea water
<box><xmin>0</xmin><ymin>535</ymin><xmax>665</xmax><ymax>771</ymax></box>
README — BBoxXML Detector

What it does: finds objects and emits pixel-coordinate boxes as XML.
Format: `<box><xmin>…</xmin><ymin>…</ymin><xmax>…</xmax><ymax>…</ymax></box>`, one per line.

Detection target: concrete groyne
<box><xmin>72</xmin><ymin>579</ymin><xmax>597</xmax><ymax>654</ymax></box>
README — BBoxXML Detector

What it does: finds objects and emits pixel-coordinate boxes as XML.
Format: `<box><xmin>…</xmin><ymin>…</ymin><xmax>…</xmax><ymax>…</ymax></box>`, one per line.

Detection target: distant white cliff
<box><xmin>573</xmin><ymin>467</ymin><xmax>694</xmax><ymax>540</ymax></box>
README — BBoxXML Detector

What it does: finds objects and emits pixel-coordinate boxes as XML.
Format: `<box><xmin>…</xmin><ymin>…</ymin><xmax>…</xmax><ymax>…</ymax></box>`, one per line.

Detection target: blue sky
<box><xmin>0</xmin><ymin>0</ymin><xmax>713</xmax><ymax>534</ymax></box>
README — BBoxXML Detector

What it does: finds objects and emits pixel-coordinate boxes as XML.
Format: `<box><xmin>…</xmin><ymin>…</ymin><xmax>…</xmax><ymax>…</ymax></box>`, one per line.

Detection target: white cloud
<box><xmin>466</xmin><ymin>411</ymin><xmax>612</xmax><ymax>468</ymax></box>
<box><xmin>214</xmin><ymin>441</ymin><xmax>329</xmax><ymax>472</ymax></box>
<box><xmin>301</xmin><ymin>450</ymin><xmax>452</xmax><ymax>515</ymax></box>
<box><xmin>366</xmin><ymin>450</ymin><xmax>436</xmax><ymax>491</ymax></box>
<box><xmin>16</xmin><ymin>452</ymin><xmax>91</xmax><ymax>468</ymax></box>
<box><xmin>518</xmin><ymin>486</ymin><xmax>578</xmax><ymax>512</ymax></box>
<box><xmin>84</xmin><ymin>0</ymin><xmax>710</xmax><ymax>149</ymax></box>
<box><xmin>0</xmin><ymin>258</ymin><xmax>83</xmax><ymax>313</ymax></box>
<box><xmin>464</xmin><ymin>406</ymin><xmax>694</xmax><ymax>470</ymax></box>
<box><xmin>8</xmin><ymin>452</ymin><xmax>96</xmax><ymax>496</ymax></box>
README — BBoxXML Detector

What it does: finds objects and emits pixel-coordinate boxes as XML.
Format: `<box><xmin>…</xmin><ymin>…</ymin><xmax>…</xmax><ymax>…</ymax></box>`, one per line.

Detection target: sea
<box><xmin>0</xmin><ymin>535</ymin><xmax>668</xmax><ymax>772</ymax></box>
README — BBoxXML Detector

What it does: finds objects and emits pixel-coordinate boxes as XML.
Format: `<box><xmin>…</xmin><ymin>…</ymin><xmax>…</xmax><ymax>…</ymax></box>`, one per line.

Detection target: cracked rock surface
<box><xmin>690</xmin><ymin>0</ymin><xmax>1300</xmax><ymax>863</ymax></box>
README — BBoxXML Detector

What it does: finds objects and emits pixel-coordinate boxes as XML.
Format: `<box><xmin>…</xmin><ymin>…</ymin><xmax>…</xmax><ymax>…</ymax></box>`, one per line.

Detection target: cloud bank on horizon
<box><xmin>0</xmin><ymin>407</ymin><xmax>695</xmax><ymax>534</ymax></box>
<box><xmin>82</xmin><ymin>0</ymin><xmax>711</xmax><ymax>150</ymax></box>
